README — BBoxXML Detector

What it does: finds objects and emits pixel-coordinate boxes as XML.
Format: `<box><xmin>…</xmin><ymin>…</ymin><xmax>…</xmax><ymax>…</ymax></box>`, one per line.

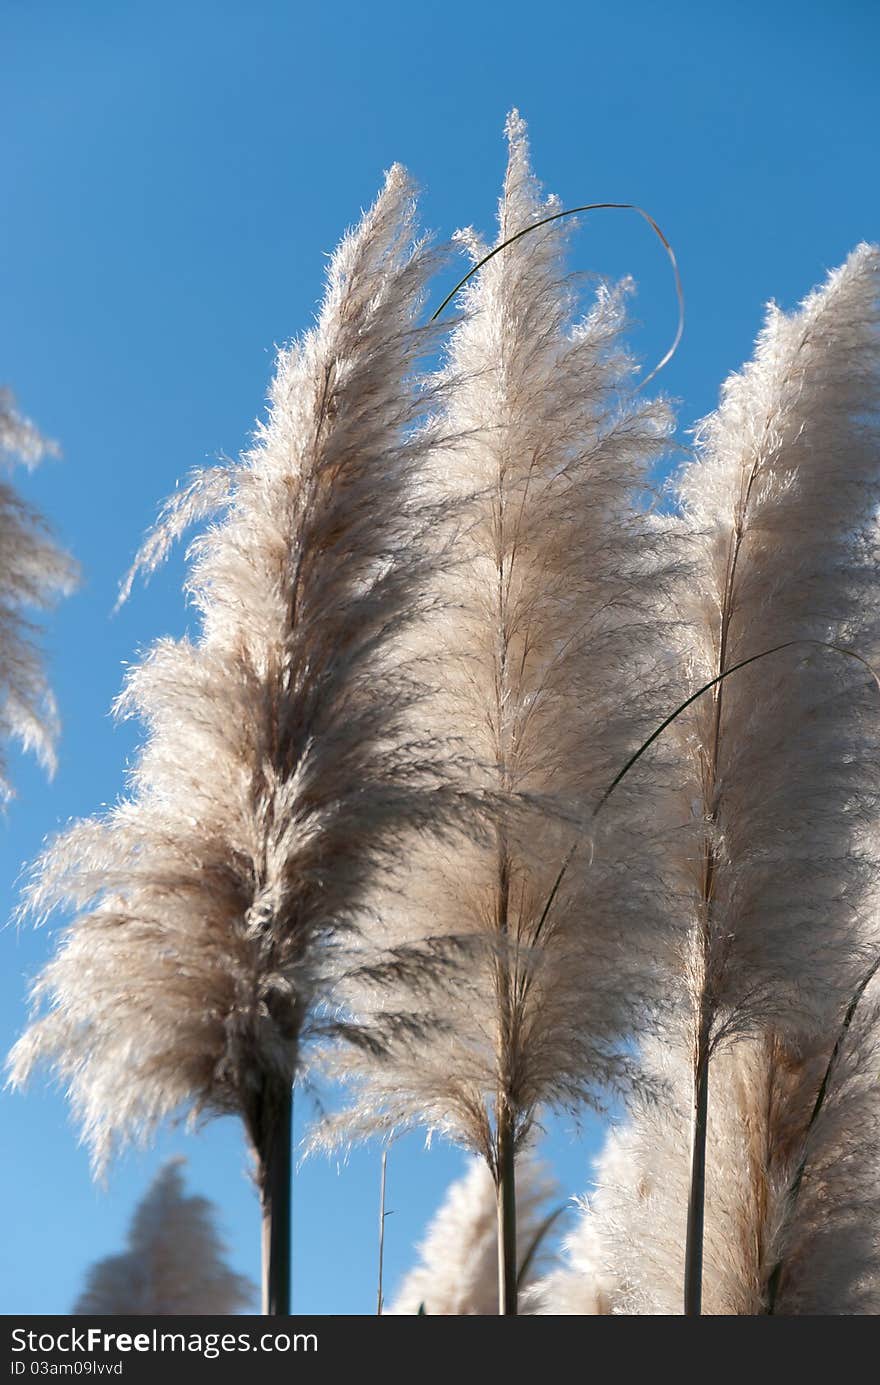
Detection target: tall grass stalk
<box><xmin>8</xmin><ymin>168</ymin><xmax>465</xmax><ymax>1314</ymax></box>
<box><xmin>315</xmin><ymin>112</ymin><xmax>679</xmax><ymax>1319</ymax></box>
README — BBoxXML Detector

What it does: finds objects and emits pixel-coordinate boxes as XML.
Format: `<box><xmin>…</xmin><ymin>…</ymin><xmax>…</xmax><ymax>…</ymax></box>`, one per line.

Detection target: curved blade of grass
<box><xmin>516</xmin><ymin>1204</ymin><xmax>567</xmax><ymax>1291</ymax></box>
<box><xmin>431</xmin><ymin>202</ymin><xmax>684</xmax><ymax>390</ymax></box>
<box><xmin>765</xmin><ymin>952</ymin><xmax>880</xmax><ymax>1314</ymax></box>
<box><xmin>531</xmin><ymin>639</ymin><xmax>880</xmax><ymax>945</ymax></box>
<box><xmin>595</xmin><ymin>639</ymin><xmax>880</xmax><ymax>820</ymax></box>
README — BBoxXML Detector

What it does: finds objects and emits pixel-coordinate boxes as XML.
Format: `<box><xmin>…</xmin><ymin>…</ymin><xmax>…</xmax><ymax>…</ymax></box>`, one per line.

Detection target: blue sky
<box><xmin>1</xmin><ymin>0</ymin><xmax>877</xmax><ymax>1315</ymax></box>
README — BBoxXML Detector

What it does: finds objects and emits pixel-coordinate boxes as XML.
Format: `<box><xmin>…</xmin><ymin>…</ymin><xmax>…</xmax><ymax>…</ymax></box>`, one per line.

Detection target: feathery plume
<box><xmin>760</xmin><ymin>987</ymin><xmax>880</xmax><ymax>1315</ymax></box>
<box><xmin>0</xmin><ymin>389</ymin><xmax>77</xmax><ymax>796</ymax></box>
<box><xmin>562</xmin><ymin>986</ymin><xmax>880</xmax><ymax>1316</ymax></box>
<box><xmin>8</xmin><ymin>167</ymin><xmax>463</xmax><ymax>1313</ymax></box>
<box><xmin>323</xmin><ymin>112</ymin><xmax>678</xmax><ymax>1312</ymax></box>
<box><xmin>632</xmin><ymin>245</ymin><xmax>880</xmax><ymax>1312</ymax></box>
<box><xmin>529</xmin><ymin>1174</ymin><xmax>621</xmax><ymax>1315</ymax></box>
<box><xmin>530</xmin><ymin>1253</ymin><xmax>617</xmax><ymax>1315</ymax></box>
<box><xmin>550</xmin><ymin>1039</ymin><xmax>745</xmax><ymax>1315</ymax></box>
<box><xmin>389</xmin><ymin>1155</ymin><xmax>557</xmax><ymax>1315</ymax></box>
<box><xmin>74</xmin><ymin>1159</ymin><xmax>254</xmax><ymax>1315</ymax></box>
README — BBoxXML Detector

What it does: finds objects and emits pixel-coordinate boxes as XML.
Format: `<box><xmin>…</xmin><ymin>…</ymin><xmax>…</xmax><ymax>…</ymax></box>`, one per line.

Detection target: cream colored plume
<box><xmin>670</xmin><ymin>243</ymin><xmax>880</xmax><ymax>1048</ymax></box>
<box><xmin>8</xmin><ymin>166</ymin><xmax>463</xmax><ymax>1174</ymax></box>
<box><xmin>324</xmin><ymin>112</ymin><xmax>680</xmax><ymax>1174</ymax></box>
<box><xmin>0</xmin><ymin>389</ymin><xmax>77</xmax><ymax>797</ymax></box>
<box><xmin>390</xmin><ymin>1155</ymin><xmax>557</xmax><ymax>1314</ymax></box>
<box><xmin>558</xmin><ymin>1007</ymin><xmax>880</xmax><ymax>1315</ymax></box>
<box><xmin>572</xmin><ymin>246</ymin><xmax>880</xmax><ymax>1316</ymax></box>
<box><xmin>74</xmin><ymin>1159</ymin><xmax>254</xmax><ymax>1314</ymax></box>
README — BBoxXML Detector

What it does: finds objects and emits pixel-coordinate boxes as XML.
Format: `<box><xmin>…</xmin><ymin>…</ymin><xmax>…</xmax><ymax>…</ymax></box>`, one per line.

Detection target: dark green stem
<box><xmin>496</xmin><ymin>1105</ymin><xmax>518</xmax><ymax>1316</ymax></box>
<box><xmin>253</xmin><ymin>1076</ymin><xmax>293</xmax><ymax>1316</ymax></box>
<box><xmin>684</xmin><ymin>1024</ymin><xmax>711</xmax><ymax>1315</ymax></box>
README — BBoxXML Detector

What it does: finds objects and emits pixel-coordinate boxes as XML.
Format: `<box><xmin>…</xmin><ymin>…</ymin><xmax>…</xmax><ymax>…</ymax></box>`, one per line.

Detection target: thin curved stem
<box><xmin>431</xmin><ymin>203</ymin><xmax>684</xmax><ymax>390</ymax></box>
<box><xmin>530</xmin><ymin>640</ymin><xmax>880</xmax><ymax>956</ymax></box>
<box><xmin>377</xmin><ymin>1149</ymin><xmax>388</xmax><ymax>1316</ymax></box>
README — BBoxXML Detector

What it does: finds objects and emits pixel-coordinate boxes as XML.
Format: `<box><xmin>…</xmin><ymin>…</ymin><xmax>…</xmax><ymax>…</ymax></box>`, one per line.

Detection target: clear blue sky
<box><xmin>1</xmin><ymin>0</ymin><xmax>876</xmax><ymax>1315</ymax></box>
